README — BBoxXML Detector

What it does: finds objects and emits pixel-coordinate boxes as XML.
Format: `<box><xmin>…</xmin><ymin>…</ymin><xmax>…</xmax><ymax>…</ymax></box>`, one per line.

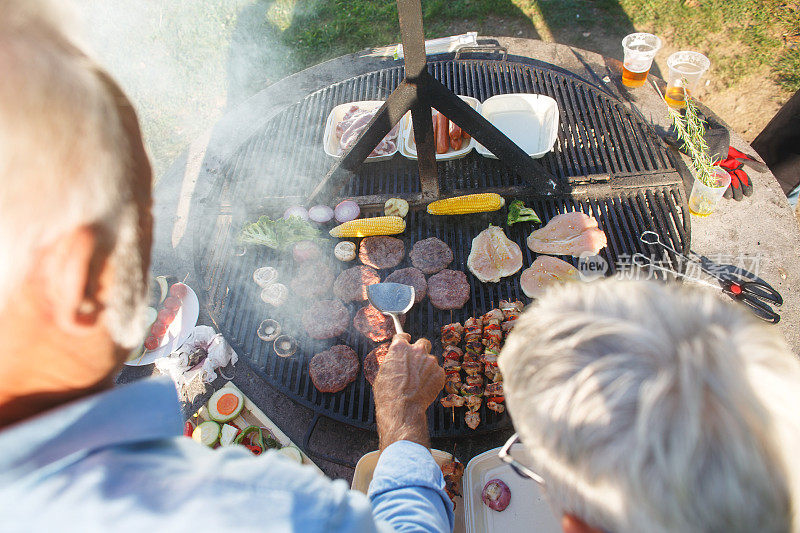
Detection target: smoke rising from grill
<box><xmin>72</xmin><ymin>0</ymin><xmax>304</xmax><ymax>180</ymax></box>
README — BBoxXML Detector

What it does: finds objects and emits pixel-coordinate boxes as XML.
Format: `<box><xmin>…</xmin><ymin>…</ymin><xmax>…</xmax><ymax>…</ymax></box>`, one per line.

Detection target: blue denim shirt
<box><xmin>0</xmin><ymin>378</ymin><xmax>454</xmax><ymax>532</ymax></box>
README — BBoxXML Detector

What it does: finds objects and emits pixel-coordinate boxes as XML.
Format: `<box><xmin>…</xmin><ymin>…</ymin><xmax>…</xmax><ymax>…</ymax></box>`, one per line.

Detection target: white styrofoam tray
<box><xmin>352</xmin><ymin>449</ymin><xmax>466</xmax><ymax>533</ymax></box>
<box><xmin>322</xmin><ymin>100</ymin><xmax>399</xmax><ymax>162</ymax></box>
<box><xmin>398</xmin><ymin>95</ymin><xmax>481</xmax><ymax>161</ymax></box>
<box><xmin>475</xmin><ymin>93</ymin><xmax>559</xmax><ymax>159</ymax></box>
<box><xmin>464</xmin><ymin>444</ymin><xmax>560</xmax><ymax>533</ymax></box>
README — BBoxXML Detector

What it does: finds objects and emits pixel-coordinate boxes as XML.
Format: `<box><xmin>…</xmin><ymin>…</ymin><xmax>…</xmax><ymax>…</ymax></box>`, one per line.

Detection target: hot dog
<box><xmin>436</xmin><ymin>112</ymin><xmax>449</xmax><ymax>154</ymax></box>
<box><xmin>449</xmin><ymin>121</ymin><xmax>463</xmax><ymax>151</ymax></box>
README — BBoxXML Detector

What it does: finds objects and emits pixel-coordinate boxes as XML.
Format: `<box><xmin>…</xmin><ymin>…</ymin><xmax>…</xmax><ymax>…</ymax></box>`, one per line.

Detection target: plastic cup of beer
<box><xmin>665</xmin><ymin>51</ymin><xmax>710</xmax><ymax>108</ymax></box>
<box><xmin>621</xmin><ymin>33</ymin><xmax>662</xmax><ymax>88</ymax></box>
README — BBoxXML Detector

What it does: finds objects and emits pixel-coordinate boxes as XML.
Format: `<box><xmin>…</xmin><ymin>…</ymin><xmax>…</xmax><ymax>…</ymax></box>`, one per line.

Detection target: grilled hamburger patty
<box><xmin>384</xmin><ymin>267</ymin><xmax>427</xmax><ymax>304</ymax></box>
<box><xmin>428</xmin><ymin>269</ymin><xmax>470</xmax><ymax>310</ymax></box>
<box><xmin>359</xmin><ymin>236</ymin><xmax>405</xmax><ymax>269</ymax></box>
<box><xmin>363</xmin><ymin>342</ymin><xmax>390</xmax><ymax>385</ymax></box>
<box><xmin>353</xmin><ymin>304</ymin><xmax>405</xmax><ymax>342</ymax></box>
<box><xmin>301</xmin><ymin>299</ymin><xmax>350</xmax><ymax>339</ymax></box>
<box><xmin>333</xmin><ymin>265</ymin><xmax>380</xmax><ymax>302</ymax></box>
<box><xmin>309</xmin><ymin>344</ymin><xmax>359</xmax><ymax>393</ymax></box>
<box><xmin>290</xmin><ymin>263</ymin><xmax>334</xmax><ymax>299</ymax></box>
<box><xmin>409</xmin><ymin>237</ymin><xmax>453</xmax><ymax>274</ymax></box>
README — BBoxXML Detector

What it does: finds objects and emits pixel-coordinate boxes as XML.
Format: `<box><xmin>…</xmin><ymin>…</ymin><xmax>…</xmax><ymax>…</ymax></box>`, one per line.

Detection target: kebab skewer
<box><xmin>440</xmin><ymin>323</ymin><xmax>466</xmax><ymax>407</ymax></box>
<box><xmin>441</xmin><ymin>458</ymin><xmax>465</xmax><ymax>509</ymax></box>
<box><xmin>462</xmin><ymin>317</ymin><xmax>484</xmax><ymax>429</ymax></box>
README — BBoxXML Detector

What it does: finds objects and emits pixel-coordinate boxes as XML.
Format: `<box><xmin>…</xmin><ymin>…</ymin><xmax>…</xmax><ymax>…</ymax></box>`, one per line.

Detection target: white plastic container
<box><xmin>322</xmin><ymin>100</ymin><xmax>399</xmax><ymax>162</ymax></box>
<box><xmin>464</xmin><ymin>444</ymin><xmax>560</xmax><ymax>533</ymax></box>
<box><xmin>398</xmin><ymin>95</ymin><xmax>481</xmax><ymax>161</ymax></box>
<box><xmin>475</xmin><ymin>94</ymin><xmax>559</xmax><ymax>159</ymax></box>
<box><xmin>352</xmin><ymin>449</ymin><xmax>466</xmax><ymax>533</ymax></box>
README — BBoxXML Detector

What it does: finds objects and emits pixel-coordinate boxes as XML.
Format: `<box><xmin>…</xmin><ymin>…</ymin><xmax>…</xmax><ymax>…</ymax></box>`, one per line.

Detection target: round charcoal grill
<box><xmin>192</xmin><ymin>55</ymin><xmax>690</xmax><ymax>438</ymax></box>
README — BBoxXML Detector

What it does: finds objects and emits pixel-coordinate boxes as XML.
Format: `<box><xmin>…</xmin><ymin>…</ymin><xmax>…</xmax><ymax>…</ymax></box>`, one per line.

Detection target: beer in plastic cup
<box><xmin>621</xmin><ymin>33</ymin><xmax>662</xmax><ymax>88</ymax></box>
<box><xmin>665</xmin><ymin>51</ymin><xmax>710</xmax><ymax>108</ymax></box>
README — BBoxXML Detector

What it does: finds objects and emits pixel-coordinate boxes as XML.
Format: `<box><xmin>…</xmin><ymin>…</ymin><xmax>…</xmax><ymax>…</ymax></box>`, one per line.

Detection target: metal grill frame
<box><xmin>191</xmin><ymin>56</ymin><xmax>691</xmax><ymax>439</ymax></box>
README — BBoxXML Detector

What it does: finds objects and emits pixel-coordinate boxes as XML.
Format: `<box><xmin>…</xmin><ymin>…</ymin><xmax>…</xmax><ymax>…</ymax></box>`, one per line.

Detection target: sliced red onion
<box><xmin>283</xmin><ymin>206</ymin><xmax>309</xmax><ymax>221</ymax></box>
<box><xmin>293</xmin><ymin>240</ymin><xmax>322</xmax><ymax>263</ymax></box>
<box><xmin>481</xmin><ymin>479</ymin><xmax>511</xmax><ymax>511</ymax></box>
<box><xmin>334</xmin><ymin>200</ymin><xmax>361</xmax><ymax>223</ymax></box>
<box><xmin>308</xmin><ymin>205</ymin><xmax>334</xmax><ymax>223</ymax></box>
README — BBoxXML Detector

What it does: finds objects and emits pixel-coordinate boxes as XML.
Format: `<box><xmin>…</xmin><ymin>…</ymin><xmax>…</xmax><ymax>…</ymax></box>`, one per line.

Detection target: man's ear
<box><xmin>36</xmin><ymin>225</ymin><xmax>110</xmax><ymax>335</ymax></box>
<box><xmin>562</xmin><ymin>513</ymin><xmax>605</xmax><ymax>533</ymax></box>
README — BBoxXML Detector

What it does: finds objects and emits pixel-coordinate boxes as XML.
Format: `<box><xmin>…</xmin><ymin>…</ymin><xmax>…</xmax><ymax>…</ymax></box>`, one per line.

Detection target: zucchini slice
<box><xmin>278</xmin><ymin>445</ymin><xmax>303</xmax><ymax>464</ymax></box>
<box><xmin>207</xmin><ymin>388</ymin><xmax>245</xmax><ymax>423</ymax></box>
<box><xmin>192</xmin><ymin>421</ymin><xmax>220</xmax><ymax>447</ymax></box>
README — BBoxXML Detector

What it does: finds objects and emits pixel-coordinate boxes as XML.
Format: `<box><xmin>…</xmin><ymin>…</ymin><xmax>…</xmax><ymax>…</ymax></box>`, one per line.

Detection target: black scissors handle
<box><xmin>720</xmin><ymin>279</ymin><xmax>781</xmax><ymax>324</ymax></box>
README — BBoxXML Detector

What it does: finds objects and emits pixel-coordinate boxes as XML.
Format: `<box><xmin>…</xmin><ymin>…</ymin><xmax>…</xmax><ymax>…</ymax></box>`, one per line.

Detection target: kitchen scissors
<box><xmin>638</xmin><ymin>231</ymin><xmax>783</xmax><ymax>324</ymax></box>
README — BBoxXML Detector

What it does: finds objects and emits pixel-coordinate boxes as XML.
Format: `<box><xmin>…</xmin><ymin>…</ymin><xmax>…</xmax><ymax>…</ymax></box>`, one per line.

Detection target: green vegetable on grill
<box><xmin>238</xmin><ymin>215</ymin><xmax>325</xmax><ymax>251</ymax></box>
<box><xmin>506</xmin><ymin>200</ymin><xmax>541</xmax><ymax>226</ymax></box>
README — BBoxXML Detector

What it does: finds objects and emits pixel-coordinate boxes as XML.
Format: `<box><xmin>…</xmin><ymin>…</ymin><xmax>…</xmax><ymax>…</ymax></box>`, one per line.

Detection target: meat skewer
<box><xmin>441</xmin><ymin>458</ymin><xmax>464</xmax><ymax>509</ymax></box>
<box><xmin>440</xmin><ymin>322</ymin><xmax>465</xmax><ymax>407</ymax></box>
<box><xmin>462</xmin><ymin>317</ymin><xmax>484</xmax><ymax>429</ymax></box>
<box><xmin>481</xmin><ymin>308</ymin><xmax>506</xmax><ymax>414</ymax></box>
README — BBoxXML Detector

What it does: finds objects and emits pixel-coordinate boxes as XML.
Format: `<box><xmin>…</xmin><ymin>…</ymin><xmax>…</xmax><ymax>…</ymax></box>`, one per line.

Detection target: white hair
<box><xmin>499</xmin><ymin>280</ymin><xmax>800</xmax><ymax>533</ymax></box>
<box><xmin>0</xmin><ymin>0</ymin><xmax>147</xmax><ymax>347</ymax></box>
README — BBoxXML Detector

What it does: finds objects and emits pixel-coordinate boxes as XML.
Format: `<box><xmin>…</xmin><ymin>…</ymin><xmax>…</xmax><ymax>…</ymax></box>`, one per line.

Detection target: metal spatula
<box><xmin>367</xmin><ymin>283</ymin><xmax>415</xmax><ymax>335</ymax></box>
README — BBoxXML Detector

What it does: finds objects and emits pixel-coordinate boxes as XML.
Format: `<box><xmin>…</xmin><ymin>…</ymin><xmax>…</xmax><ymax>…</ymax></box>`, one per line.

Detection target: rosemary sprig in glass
<box><xmin>664</xmin><ymin>88</ymin><xmax>719</xmax><ymax>187</ymax></box>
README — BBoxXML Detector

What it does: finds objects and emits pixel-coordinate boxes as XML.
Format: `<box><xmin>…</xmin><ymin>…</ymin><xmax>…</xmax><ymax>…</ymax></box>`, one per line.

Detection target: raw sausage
<box><xmin>449</xmin><ymin>121</ymin><xmax>463</xmax><ymax>150</ymax></box>
<box><xmin>436</xmin><ymin>112</ymin><xmax>449</xmax><ymax>154</ymax></box>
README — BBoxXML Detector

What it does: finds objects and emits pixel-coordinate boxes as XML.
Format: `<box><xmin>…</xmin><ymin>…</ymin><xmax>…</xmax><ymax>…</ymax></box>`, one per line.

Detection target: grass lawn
<box><xmin>75</xmin><ymin>0</ymin><xmax>800</xmax><ymax>181</ymax></box>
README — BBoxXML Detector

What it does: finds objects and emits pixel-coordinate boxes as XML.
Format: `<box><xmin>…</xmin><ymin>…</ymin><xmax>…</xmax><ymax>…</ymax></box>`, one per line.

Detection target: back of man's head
<box><xmin>0</xmin><ymin>0</ymin><xmax>148</xmax><ymax>347</ymax></box>
<box><xmin>500</xmin><ymin>280</ymin><xmax>799</xmax><ymax>532</ymax></box>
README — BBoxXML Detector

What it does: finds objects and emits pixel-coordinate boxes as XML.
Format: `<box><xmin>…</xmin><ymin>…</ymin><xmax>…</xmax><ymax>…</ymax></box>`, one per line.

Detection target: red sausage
<box><xmin>436</xmin><ymin>113</ymin><xmax>449</xmax><ymax>154</ymax></box>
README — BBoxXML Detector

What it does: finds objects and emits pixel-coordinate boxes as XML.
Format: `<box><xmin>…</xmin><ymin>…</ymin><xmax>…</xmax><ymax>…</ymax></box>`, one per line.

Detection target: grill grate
<box><xmin>192</xmin><ymin>56</ymin><xmax>690</xmax><ymax>437</ymax></box>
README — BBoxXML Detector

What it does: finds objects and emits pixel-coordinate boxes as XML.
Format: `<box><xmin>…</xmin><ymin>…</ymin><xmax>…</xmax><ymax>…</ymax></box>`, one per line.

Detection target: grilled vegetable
<box><xmin>192</xmin><ymin>421</ymin><xmax>221</xmax><ymax>447</ymax></box>
<box><xmin>283</xmin><ymin>206</ymin><xmax>309</xmax><ymax>221</ymax></box>
<box><xmin>427</xmin><ymin>193</ymin><xmax>505</xmax><ymax>215</ymax></box>
<box><xmin>334</xmin><ymin>200</ymin><xmax>361</xmax><ymax>223</ymax></box>
<box><xmin>384</xmin><ymin>198</ymin><xmax>409</xmax><ymax>218</ymax></box>
<box><xmin>308</xmin><ymin>205</ymin><xmax>334</xmax><ymax>223</ymax></box>
<box><xmin>506</xmin><ymin>200</ymin><xmax>541</xmax><ymax>226</ymax></box>
<box><xmin>207</xmin><ymin>388</ymin><xmax>245</xmax><ymax>423</ymax></box>
<box><xmin>329</xmin><ymin>216</ymin><xmax>405</xmax><ymax>238</ymax></box>
<box><xmin>183</xmin><ymin>420</ymin><xmax>194</xmax><ymax>437</ymax></box>
<box><xmin>334</xmin><ymin>241</ymin><xmax>357</xmax><ymax>261</ymax></box>
<box><xmin>239</xmin><ymin>215</ymin><xmax>323</xmax><ymax>251</ymax></box>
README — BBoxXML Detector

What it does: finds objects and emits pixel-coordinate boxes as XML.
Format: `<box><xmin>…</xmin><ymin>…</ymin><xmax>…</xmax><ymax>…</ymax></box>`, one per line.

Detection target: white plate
<box><xmin>322</xmin><ymin>100</ymin><xmax>399</xmax><ymax>162</ymax></box>
<box><xmin>125</xmin><ymin>285</ymin><xmax>200</xmax><ymax>366</ymax></box>
<box><xmin>352</xmin><ymin>449</ymin><xmax>466</xmax><ymax>533</ymax></box>
<box><xmin>475</xmin><ymin>94</ymin><xmax>559</xmax><ymax>159</ymax></box>
<box><xmin>464</xmin><ymin>444</ymin><xmax>560</xmax><ymax>533</ymax></box>
<box><xmin>398</xmin><ymin>95</ymin><xmax>481</xmax><ymax>161</ymax></box>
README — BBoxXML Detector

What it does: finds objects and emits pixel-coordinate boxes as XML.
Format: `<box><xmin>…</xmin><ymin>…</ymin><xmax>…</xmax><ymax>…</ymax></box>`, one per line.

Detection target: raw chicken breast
<box><xmin>467</xmin><ymin>226</ymin><xmax>523</xmax><ymax>283</ymax></box>
<box><xmin>520</xmin><ymin>256</ymin><xmax>581</xmax><ymax>299</ymax></box>
<box><xmin>527</xmin><ymin>212</ymin><xmax>607</xmax><ymax>257</ymax></box>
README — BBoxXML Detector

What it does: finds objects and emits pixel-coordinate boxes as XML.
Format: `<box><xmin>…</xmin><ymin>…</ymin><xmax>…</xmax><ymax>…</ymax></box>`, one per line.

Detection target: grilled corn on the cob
<box><xmin>329</xmin><ymin>216</ymin><xmax>405</xmax><ymax>238</ymax></box>
<box><xmin>427</xmin><ymin>193</ymin><xmax>505</xmax><ymax>215</ymax></box>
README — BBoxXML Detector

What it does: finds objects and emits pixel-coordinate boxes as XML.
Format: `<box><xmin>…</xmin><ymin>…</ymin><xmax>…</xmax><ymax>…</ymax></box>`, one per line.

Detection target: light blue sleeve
<box><xmin>368</xmin><ymin>441</ymin><xmax>455</xmax><ymax>533</ymax></box>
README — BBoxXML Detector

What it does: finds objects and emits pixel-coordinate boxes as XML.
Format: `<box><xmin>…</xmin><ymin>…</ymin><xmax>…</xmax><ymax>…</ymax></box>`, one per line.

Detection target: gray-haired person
<box><xmin>499</xmin><ymin>280</ymin><xmax>800</xmax><ymax>533</ymax></box>
<box><xmin>0</xmin><ymin>1</ymin><xmax>451</xmax><ymax>531</ymax></box>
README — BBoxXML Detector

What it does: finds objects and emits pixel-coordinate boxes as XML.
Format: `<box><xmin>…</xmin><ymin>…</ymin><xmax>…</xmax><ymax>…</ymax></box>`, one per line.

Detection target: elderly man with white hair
<box><xmin>0</xmin><ymin>1</ymin><xmax>452</xmax><ymax>532</ymax></box>
<box><xmin>499</xmin><ymin>280</ymin><xmax>800</xmax><ymax>533</ymax></box>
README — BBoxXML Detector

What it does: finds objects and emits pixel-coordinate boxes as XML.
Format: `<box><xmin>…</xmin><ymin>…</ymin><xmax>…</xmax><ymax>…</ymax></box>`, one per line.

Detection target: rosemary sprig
<box><xmin>666</xmin><ymin>92</ymin><xmax>718</xmax><ymax>187</ymax></box>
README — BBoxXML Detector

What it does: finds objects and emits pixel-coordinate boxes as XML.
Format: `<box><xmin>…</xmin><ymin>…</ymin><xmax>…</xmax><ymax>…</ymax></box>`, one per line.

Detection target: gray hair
<box><xmin>499</xmin><ymin>280</ymin><xmax>799</xmax><ymax>533</ymax></box>
<box><xmin>0</xmin><ymin>0</ymin><xmax>147</xmax><ymax>347</ymax></box>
